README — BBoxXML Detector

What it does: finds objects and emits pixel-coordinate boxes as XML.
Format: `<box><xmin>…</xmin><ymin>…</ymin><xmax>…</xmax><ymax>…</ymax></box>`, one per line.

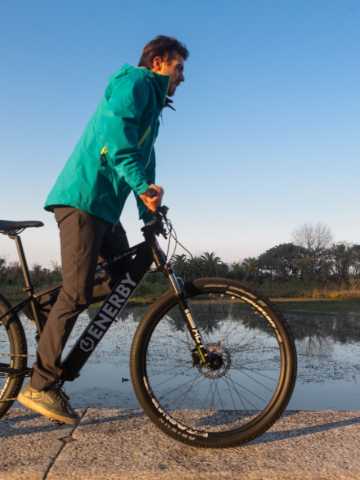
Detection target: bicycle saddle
<box><xmin>0</xmin><ymin>220</ymin><xmax>44</xmax><ymax>235</ymax></box>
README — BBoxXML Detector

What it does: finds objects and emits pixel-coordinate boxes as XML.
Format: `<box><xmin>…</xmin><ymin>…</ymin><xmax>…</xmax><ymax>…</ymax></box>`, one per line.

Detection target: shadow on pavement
<box><xmin>2</xmin><ymin>409</ymin><xmax>360</xmax><ymax>446</ymax></box>
<box><xmin>251</xmin><ymin>414</ymin><xmax>360</xmax><ymax>445</ymax></box>
<box><xmin>0</xmin><ymin>409</ymin><xmax>144</xmax><ymax>438</ymax></box>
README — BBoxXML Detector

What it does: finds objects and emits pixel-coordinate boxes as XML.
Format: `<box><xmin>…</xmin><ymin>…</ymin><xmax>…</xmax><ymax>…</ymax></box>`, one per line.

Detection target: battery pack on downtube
<box><xmin>61</xmin><ymin>243</ymin><xmax>153</xmax><ymax>381</ymax></box>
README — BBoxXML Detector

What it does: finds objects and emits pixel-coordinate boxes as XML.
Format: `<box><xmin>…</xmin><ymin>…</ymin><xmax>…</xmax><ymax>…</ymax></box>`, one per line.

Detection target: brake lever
<box><xmin>155</xmin><ymin>206</ymin><xmax>169</xmax><ymax>239</ymax></box>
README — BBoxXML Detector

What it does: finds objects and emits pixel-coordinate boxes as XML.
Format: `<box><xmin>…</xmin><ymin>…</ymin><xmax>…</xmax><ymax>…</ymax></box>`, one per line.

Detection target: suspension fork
<box><xmin>167</xmin><ymin>268</ymin><xmax>209</xmax><ymax>365</ymax></box>
<box><xmin>150</xmin><ymin>239</ymin><xmax>209</xmax><ymax>365</ymax></box>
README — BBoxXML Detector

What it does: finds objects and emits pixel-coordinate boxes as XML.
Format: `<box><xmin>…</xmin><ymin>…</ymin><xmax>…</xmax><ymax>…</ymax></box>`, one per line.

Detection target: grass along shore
<box><xmin>2</xmin><ymin>283</ymin><xmax>360</xmax><ymax>314</ymax></box>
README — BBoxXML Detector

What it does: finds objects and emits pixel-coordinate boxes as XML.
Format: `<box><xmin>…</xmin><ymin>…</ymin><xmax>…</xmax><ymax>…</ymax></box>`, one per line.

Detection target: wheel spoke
<box><xmin>223</xmin><ymin>376</ymin><xmax>248</xmax><ymax>410</ymax></box>
<box><xmin>239</xmin><ymin>366</ymin><xmax>278</xmax><ymax>383</ymax></box>
<box><xmin>157</xmin><ymin>373</ymin><xmax>203</xmax><ymax>403</ymax></box>
<box><xmin>225</xmin><ymin>374</ymin><xmax>268</xmax><ymax>405</ymax></box>
<box><xmin>215</xmin><ymin>380</ymin><xmax>226</xmax><ymax>411</ymax></box>
<box><xmin>236</xmin><ymin>369</ymin><xmax>276</xmax><ymax>393</ymax></box>
<box><xmin>224</xmin><ymin>375</ymin><xmax>260</xmax><ymax>410</ymax></box>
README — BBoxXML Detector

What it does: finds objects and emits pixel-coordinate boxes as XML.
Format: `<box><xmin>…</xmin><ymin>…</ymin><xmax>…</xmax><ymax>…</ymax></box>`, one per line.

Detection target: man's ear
<box><xmin>151</xmin><ymin>56</ymin><xmax>163</xmax><ymax>72</ymax></box>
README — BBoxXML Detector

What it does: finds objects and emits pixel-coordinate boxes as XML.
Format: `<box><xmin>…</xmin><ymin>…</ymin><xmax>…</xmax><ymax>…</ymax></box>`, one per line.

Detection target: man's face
<box><xmin>151</xmin><ymin>53</ymin><xmax>185</xmax><ymax>97</ymax></box>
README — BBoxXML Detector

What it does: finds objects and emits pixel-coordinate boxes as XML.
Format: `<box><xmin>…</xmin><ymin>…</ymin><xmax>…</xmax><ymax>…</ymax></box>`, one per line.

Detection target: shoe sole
<box><xmin>17</xmin><ymin>391</ymin><xmax>80</xmax><ymax>426</ymax></box>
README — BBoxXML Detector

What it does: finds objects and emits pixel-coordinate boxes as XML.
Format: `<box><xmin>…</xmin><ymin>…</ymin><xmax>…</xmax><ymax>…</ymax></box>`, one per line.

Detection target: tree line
<box><xmin>170</xmin><ymin>223</ymin><xmax>360</xmax><ymax>297</ymax></box>
<box><xmin>1</xmin><ymin>223</ymin><xmax>359</xmax><ymax>300</ymax></box>
<box><xmin>0</xmin><ymin>257</ymin><xmax>61</xmax><ymax>299</ymax></box>
<box><xmin>171</xmin><ymin>243</ymin><xmax>360</xmax><ymax>285</ymax></box>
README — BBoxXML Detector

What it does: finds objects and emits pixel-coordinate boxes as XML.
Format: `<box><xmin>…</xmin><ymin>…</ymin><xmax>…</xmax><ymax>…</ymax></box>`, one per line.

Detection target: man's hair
<box><xmin>138</xmin><ymin>35</ymin><xmax>189</xmax><ymax>68</ymax></box>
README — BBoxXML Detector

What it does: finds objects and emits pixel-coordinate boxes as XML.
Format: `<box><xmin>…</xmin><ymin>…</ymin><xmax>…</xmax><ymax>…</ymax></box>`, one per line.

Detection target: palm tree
<box><xmin>200</xmin><ymin>252</ymin><xmax>223</xmax><ymax>276</ymax></box>
<box><xmin>187</xmin><ymin>256</ymin><xmax>206</xmax><ymax>278</ymax></box>
<box><xmin>241</xmin><ymin>257</ymin><xmax>259</xmax><ymax>281</ymax></box>
<box><xmin>229</xmin><ymin>261</ymin><xmax>245</xmax><ymax>280</ymax></box>
<box><xmin>171</xmin><ymin>254</ymin><xmax>189</xmax><ymax>277</ymax></box>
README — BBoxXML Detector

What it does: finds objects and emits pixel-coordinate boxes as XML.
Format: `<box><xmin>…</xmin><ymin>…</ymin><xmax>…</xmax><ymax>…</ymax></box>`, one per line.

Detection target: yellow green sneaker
<box><xmin>17</xmin><ymin>384</ymin><xmax>80</xmax><ymax>425</ymax></box>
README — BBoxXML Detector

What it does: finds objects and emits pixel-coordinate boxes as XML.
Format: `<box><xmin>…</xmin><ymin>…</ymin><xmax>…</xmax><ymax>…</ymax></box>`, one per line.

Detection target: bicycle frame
<box><xmin>61</xmin><ymin>240</ymin><xmax>153</xmax><ymax>380</ymax></box>
<box><xmin>0</xmin><ymin>209</ymin><xmax>209</xmax><ymax>381</ymax></box>
<box><xmin>0</xmin><ymin>233</ymin><xmax>48</xmax><ymax>334</ymax></box>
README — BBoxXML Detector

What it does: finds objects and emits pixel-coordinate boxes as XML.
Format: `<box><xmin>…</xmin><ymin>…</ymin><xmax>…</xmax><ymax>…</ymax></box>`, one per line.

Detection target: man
<box><xmin>18</xmin><ymin>36</ymin><xmax>188</xmax><ymax>424</ymax></box>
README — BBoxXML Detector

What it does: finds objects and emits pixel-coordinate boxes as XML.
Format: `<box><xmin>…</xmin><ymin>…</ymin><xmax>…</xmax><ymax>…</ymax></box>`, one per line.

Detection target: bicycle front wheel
<box><xmin>130</xmin><ymin>278</ymin><xmax>297</xmax><ymax>448</ymax></box>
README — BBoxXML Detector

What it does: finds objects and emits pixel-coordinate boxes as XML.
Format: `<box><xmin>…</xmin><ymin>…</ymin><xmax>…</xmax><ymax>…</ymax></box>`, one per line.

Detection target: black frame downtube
<box><xmin>61</xmin><ymin>242</ymin><xmax>153</xmax><ymax>380</ymax></box>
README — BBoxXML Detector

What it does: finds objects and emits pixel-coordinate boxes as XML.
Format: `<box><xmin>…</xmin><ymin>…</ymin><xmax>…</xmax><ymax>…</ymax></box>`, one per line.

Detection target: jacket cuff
<box><xmin>136</xmin><ymin>182</ymin><xmax>150</xmax><ymax>196</ymax></box>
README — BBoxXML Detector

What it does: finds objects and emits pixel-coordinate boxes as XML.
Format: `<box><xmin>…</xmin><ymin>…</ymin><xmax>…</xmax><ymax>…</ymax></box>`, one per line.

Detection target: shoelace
<box><xmin>59</xmin><ymin>387</ymin><xmax>69</xmax><ymax>400</ymax></box>
<box><xmin>49</xmin><ymin>386</ymin><xmax>70</xmax><ymax>408</ymax></box>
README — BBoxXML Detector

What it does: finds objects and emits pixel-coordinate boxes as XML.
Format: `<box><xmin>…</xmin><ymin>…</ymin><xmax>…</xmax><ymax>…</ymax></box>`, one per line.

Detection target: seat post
<box><xmin>11</xmin><ymin>234</ymin><xmax>34</xmax><ymax>296</ymax></box>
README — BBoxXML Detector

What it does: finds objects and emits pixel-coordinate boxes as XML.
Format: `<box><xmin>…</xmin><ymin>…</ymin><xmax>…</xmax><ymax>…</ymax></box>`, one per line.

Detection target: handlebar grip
<box><xmin>156</xmin><ymin>205</ymin><xmax>169</xmax><ymax>217</ymax></box>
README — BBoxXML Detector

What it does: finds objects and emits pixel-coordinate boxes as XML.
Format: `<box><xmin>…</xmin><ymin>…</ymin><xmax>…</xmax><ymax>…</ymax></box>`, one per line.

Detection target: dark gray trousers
<box><xmin>31</xmin><ymin>207</ymin><xmax>129</xmax><ymax>391</ymax></box>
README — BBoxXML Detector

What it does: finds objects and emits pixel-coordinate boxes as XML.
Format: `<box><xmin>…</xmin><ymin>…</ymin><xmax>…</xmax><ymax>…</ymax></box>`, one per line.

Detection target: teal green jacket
<box><xmin>45</xmin><ymin>64</ymin><xmax>169</xmax><ymax>224</ymax></box>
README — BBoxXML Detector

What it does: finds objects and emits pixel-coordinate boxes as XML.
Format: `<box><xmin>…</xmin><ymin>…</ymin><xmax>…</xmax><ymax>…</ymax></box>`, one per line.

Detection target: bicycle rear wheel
<box><xmin>130</xmin><ymin>278</ymin><xmax>297</xmax><ymax>448</ymax></box>
<box><xmin>0</xmin><ymin>294</ymin><xmax>27</xmax><ymax>418</ymax></box>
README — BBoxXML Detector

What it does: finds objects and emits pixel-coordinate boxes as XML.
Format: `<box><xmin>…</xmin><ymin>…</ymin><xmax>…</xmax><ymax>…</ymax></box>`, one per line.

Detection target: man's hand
<box><xmin>139</xmin><ymin>184</ymin><xmax>164</xmax><ymax>213</ymax></box>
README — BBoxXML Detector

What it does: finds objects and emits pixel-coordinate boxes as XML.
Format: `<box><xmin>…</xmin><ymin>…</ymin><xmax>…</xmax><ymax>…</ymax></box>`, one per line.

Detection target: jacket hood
<box><xmin>112</xmin><ymin>64</ymin><xmax>170</xmax><ymax>107</ymax></box>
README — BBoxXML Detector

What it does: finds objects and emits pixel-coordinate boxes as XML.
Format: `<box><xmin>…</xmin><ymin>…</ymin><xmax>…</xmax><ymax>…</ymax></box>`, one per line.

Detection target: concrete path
<box><xmin>1</xmin><ymin>408</ymin><xmax>360</xmax><ymax>479</ymax></box>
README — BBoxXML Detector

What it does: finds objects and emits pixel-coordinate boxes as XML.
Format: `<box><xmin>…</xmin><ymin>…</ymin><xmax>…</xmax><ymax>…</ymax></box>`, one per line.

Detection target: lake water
<box><xmin>21</xmin><ymin>304</ymin><xmax>360</xmax><ymax>410</ymax></box>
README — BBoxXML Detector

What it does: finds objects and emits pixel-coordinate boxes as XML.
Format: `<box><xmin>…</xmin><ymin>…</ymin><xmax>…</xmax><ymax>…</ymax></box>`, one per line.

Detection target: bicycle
<box><xmin>0</xmin><ymin>207</ymin><xmax>297</xmax><ymax>448</ymax></box>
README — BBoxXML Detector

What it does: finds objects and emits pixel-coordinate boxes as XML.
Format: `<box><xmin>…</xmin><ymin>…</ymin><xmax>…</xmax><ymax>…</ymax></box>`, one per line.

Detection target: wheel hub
<box><xmin>194</xmin><ymin>342</ymin><xmax>231</xmax><ymax>379</ymax></box>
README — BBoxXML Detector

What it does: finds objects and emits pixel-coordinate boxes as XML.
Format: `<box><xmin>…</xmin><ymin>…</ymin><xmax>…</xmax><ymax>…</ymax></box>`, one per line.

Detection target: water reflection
<box><xmin>19</xmin><ymin>304</ymin><xmax>360</xmax><ymax>410</ymax></box>
<box><xmin>286</xmin><ymin>310</ymin><xmax>360</xmax><ymax>344</ymax></box>
<box><xmin>284</xmin><ymin>309</ymin><xmax>360</xmax><ymax>410</ymax></box>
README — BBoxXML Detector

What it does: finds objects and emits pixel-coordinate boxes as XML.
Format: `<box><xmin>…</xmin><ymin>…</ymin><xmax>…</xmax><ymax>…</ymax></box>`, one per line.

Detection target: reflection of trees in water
<box><xmin>297</xmin><ymin>335</ymin><xmax>333</xmax><ymax>357</ymax></box>
<box><xmin>125</xmin><ymin>303</ymin><xmax>360</xmax><ymax>347</ymax></box>
<box><xmin>167</xmin><ymin>303</ymin><xmax>232</xmax><ymax>334</ymax></box>
<box><xmin>117</xmin><ymin>307</ymin><xmax>146</xmax><ymax>324</ymax></box>
<box><xmin>88</xmin><ymin>304</ymin><xmax>360</xmax><ymax>387</ymax></box>
<box><xmin>164</xmin><ymin>301</ymin><xmax>273</xmax><ymax>338</ymax></box>
<box><xmin>287</xmin><ymin>312</ymin><xmax>360</xmax><ymax>385</ymax></box>
<box><xmin>296</xmin><ymin>339</ymin><xmax>360</xmax><ymax>384</ymax></box>
<box><xmin>285</xmin><ymin>311</ymin><xmax>360</xmax><ymax>344</ymax></box>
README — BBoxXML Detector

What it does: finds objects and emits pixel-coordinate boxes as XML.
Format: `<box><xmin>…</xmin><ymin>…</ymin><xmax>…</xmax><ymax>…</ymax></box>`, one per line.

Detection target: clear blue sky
<box><xmin>1</xmin><ymin>1</ymin><xmax>359</xmax><ymax>267</ymax></box>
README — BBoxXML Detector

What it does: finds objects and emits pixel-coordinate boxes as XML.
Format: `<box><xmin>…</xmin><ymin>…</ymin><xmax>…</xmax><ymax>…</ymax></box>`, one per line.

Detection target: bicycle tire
<box><xmin>0</xmin><ymin>294</ymin><xmax>27</xmax><ymax>418</ymax></box>
<box><xmin>130</xmin><ymin>277</ymin><xmax>297</xmax><ymax>448</ymax></box>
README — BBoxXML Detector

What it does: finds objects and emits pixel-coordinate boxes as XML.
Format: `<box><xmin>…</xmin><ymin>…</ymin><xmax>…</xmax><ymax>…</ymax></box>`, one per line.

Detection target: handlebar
<box><xmin>156</xmin><ymin>205</ymin><xmax>169</xmax><ymax>219</ymax></box>
<box><xmin>141</xmin><ymin>205</ymin><xmax>169</xmax><ymax>240</ymax></box>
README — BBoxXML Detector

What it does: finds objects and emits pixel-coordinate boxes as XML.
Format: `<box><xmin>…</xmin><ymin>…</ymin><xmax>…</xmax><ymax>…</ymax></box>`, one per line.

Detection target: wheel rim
<box><xmin>0</xmin><ymin>320</ymin><xmax>15</xmax><ymax>398</ymax></box>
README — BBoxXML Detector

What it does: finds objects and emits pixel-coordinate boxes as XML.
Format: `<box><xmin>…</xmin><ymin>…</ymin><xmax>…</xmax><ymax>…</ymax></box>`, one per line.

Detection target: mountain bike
<box><xmin>0</xmin><ymin>207</ymin><xmax>297</xmax><ymax>448</ymax></box>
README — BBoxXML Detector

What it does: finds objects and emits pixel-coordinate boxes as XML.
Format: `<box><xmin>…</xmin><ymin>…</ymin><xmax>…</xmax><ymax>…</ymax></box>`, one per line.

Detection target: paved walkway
<box><xmin>1</xmin><ymin>408</ymin><xmax>360</xmax><ymax>479</ymax></box>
